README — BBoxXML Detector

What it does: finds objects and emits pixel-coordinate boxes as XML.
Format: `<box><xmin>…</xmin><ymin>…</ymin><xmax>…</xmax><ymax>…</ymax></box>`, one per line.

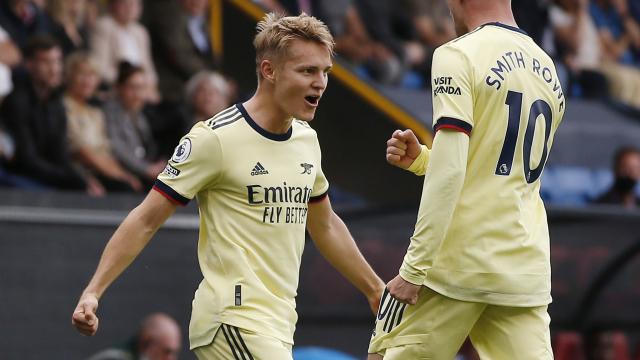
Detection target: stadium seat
<box><xmin>553</xmin><ymin>331</ymin><xmax>586</xmax><ymax>360</ymax></box>
<box><xmin>293</xmin><ymin>346</ymin><xmax>358</xmax><ymax>360</ymax></box>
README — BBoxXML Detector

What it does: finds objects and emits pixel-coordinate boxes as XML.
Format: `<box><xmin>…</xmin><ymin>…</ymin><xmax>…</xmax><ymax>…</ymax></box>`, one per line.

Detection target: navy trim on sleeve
<box><xmin>153</xmin><ymin>179</ymin><xmax>190</xmax><ymax>206</ymax></box>
<box><xmin>434</xmin><ymin>117</ymin><xmax>473</xmax><ymax>136</ymax></box>
<box><xmin>309</xmin><ymin>189</ymin><xmax>329</xmax><ymax>203</ymax></box>
<box><xmin>236</xmin><ymin>103</ymin><xmax>293</xmax><ymax>141</ymax></box>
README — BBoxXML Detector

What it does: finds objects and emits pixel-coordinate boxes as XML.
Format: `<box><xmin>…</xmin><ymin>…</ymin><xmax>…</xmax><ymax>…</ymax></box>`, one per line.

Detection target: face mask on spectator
<box><xmin>614</xmin><ymin>176</ymin><xmax>637</xmax><ymax>193</ymax></box>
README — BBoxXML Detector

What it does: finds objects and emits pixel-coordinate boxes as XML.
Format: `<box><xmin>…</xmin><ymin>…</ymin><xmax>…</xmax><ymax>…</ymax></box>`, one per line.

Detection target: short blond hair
<box><xmin>253</xmin><ymin>12</ymin><xmax>334</xmax><ymax>79</ymax></box>
<box><xmin>64</xmin><ymin>52</ymin><xmax>99</xmax><ymax>85</ymax></box>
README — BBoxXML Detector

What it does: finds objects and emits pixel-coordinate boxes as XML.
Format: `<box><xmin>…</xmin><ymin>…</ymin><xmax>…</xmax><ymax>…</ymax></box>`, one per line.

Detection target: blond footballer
<box><xmin>72</xmin><ymin>13</ymin><xmax>384</xmax><ymax>360</ymax></box>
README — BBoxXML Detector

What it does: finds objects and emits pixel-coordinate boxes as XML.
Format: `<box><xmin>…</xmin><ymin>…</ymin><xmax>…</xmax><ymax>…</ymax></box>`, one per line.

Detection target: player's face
<box><xmin>272</xmin><ymin>39</ymin><xmax>332</xmax><ymax>122</ymax></box>
<box><xmin>446</xmin><ymin>0</ymin><xmax>468</xmax><ymax>36</ymax></box>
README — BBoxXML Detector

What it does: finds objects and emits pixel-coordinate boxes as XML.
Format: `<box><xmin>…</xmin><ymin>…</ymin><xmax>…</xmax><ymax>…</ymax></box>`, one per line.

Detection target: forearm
<box><xmin>83</xmin><ymin>192</ymin><xmax>175</xmax><ymax>298</ymax></box>
<box><xmin>310</xmin><ymin>213</ymin><xmax>383</xmax><ymax>297</ymax></box>
<box><xmin>75</xmin><ymin>147</ymin><xmax>125</xmax><ymax>179</ymax></box>
<box><xmin>400</xmin><ymin>131</ymin><xmax>468</xmax><ymax>285</ymax></box>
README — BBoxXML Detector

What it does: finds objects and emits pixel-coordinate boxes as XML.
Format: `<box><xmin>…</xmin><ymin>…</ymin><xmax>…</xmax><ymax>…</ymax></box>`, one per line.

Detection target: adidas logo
<box><xmin>251</xmin><ymin>162</ymin><xmax>269</xmax><ymax>176</ymax></box>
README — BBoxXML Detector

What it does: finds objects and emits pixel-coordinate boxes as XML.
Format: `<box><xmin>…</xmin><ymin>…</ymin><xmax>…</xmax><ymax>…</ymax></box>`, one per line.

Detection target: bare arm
<box><xmin>0</xmin><ymin>38</ymin><xmax>21</xmax><ymax>67</ymax></box>
<box><xmin>73</xmin><ymin>146</ymin><xmax>142</xmax><ymax>191</ymax></box>
<box><xmin>307</xmin><ymin>197</ymin><xmax>385</xmax><ymax>314</ymax></box>
<box><xmin>71</xmin><ymin>190</ymin><xmax>177</xmax><ymax>335</ymax></box>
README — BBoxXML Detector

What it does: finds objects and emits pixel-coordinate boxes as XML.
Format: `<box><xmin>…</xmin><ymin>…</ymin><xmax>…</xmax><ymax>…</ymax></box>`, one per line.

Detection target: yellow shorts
<box><xmin>194</xmin><ymin>324</ymin><xmax>293</xmax><ymax>360</ymax></box>
<box><xmin>368</xmin><ymin>287</ymin><xmax>552</xmax><ymax>360</ymax></box>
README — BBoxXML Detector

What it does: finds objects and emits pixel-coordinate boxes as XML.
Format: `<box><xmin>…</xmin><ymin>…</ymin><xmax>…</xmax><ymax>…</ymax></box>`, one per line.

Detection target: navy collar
<box><xmin>483</xmin><ymin>22</ymin><xmax>528</xmax><ymax>36</ymax></box>
<box><xmin>236</xmin><ymin>103</ymin><xmax>292</xmax><ymax>141</ymax></box>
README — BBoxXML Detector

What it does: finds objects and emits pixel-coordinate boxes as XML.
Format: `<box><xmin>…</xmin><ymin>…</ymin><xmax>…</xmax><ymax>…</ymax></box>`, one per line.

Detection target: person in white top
<box><xmin>0</xmin><ymin>25</ymin><xmax>21</xmax><ymax>99</ymax></box>
<box><xmin>90</xmin><ymin>0</ymin><xmax>160</xmax><ymax>102</ymax></box>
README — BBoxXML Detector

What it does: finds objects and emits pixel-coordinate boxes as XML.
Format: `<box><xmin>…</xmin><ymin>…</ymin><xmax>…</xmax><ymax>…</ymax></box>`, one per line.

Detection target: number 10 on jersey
<box><xmin>495</xmin><ymin>90</ymin><xmax>553</xmax><ymax>184</ymax></box>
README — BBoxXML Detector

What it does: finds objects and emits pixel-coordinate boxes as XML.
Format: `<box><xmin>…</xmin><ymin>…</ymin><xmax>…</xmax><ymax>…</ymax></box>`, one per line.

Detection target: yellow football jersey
<box><xmin>154</xmin><ymin>104</ymin><xmax>329</xmax><ymax>348</ymax></box>
<box><xmin>407</xmin><ymin>23</ymin><xmax>565</xmax><ymax>306</ymax></box>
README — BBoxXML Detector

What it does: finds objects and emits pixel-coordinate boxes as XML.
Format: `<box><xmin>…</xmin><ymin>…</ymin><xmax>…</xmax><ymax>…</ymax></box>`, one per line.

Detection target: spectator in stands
<box><xmin>63</xmin><ymin>52</ymin><xmax>142</xmax><ymax>193</ymax></box>
<box><xmin>87</xmin><ymin>312</ymin><xmax>181</xmax><ymax>360</ymax></box>
<box><xmin>46</xmin><ymin>0</ymin><xmax>98</xmax><ymax>56</ymax></box>
<box><xmin>0</xmin><ymin>113</ymin><xmax>42</xmax><ymax>188</ymax></box>
<box><xmin>91</xmin><ymin>0</ymin><xmax>159</xmax><ymax>102</ymax></box>
<box><xmin>0</xmin><ymin>0</ymin><xmax>52</xmax><ymax>50</ymax></box>
<box><xmin>144</xmin><ymin>0</ymin><xmax>217</xmax><ymax>103</ymax></box>
<box><xmin>0</xmin><ymin>25</ymin><xmax>34</xmax><ymax>188</ymax></box>
<box><xmin>183</xmin><ymin>70</ymin><xmax>231</xmax><ymax>127</ymax></box>
<box><xmin>260</xmin><ymin>0</ymin><xmax>406</xmax><ymax>85</ymax></box>
<box><xmin>398</xmin><ymin>0</ymin><xmax>456</xmax><ymax>50</ymax></box>
<box><xmin>551</xmin><ymin>0</ymin><xmax>640</xmax><ymax>108</ymax></box>
<box><xmin>104</xmin><ymin>62</ymin><xmax>165</xmax><ymax>186</ymax></box>
<box><xmin>354</xmin><ymin>0</ymin><xmax>427</xmax><ymax>85</ymax></box>
<box><xmin>512</xmin><ymin>0</ymin><xmax>551</xmax><ymax>47</ymax></box>
<box><xmin>550</xmin><ymin>0</ymin><xmax>609</xmax><ymax>99</ymax></box>
<box><xmin>590</xmin><ymin>0</ymin><xmax>640</xmax><ymax>66</ymax></box>
<box><xmin>0</xmin><ymin>24</ymin><xmax>21</xmax><ymax>99</ymax></box>
<box><xmin>0</xmin><ymin>35</ymin><xmax>99</xmax><ymax>193</ymax></box>
<box><xmin>595</xmin><ymin>146</ymin><xmax>640</xmax><ymax>209</ymax></box>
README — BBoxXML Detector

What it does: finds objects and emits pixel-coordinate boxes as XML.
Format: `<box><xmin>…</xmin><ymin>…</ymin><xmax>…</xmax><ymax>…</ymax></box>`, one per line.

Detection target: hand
<box><xmin>386</xmin><ymin>129</ymin><xmax>422</xmax><ymax>169</ymax></box>
<box><xmin>86</xmin><ymin>176</ymin><xmax>106</xmax><ymax>197</ymax></box>
<box><xmin>72</xmin><ymin>293</ymin><xmax>100</xmax><ymax>336</ymax></box>
<box><xmin>125</xmin><ymin>174</ymin><xmax>143</xmax><ymax>192</ymax></box>
<box><xmin>387</xmin><ymin>274</ymin><xmax>421</xmax><ymax>305</ymax></box>
<box><xmin>366</xmin><ymin>281</ymin><xmax>386</xmax><ymax>315</ymax></box>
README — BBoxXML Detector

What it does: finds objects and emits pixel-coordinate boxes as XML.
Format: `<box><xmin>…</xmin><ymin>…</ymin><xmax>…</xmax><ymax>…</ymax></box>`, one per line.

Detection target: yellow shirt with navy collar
<box><xmin>401</xmin><ymin>22</ymin><xmax>566</xmax><ymax>307</ymax></box>
<box><xmin>154</xmin><ymin>104</ymin><xmax>329</xmax><ymax>348</ymax></box>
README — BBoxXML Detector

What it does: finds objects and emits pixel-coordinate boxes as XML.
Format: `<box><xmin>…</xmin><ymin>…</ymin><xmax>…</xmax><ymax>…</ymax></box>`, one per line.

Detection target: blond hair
<box><xmin>64</xmin><ymin>52</ymin><xmax>99</xmax><ymax>84</ymax></box>
<box><xmin>253</xmin><ymin>12</ymin><xmax>334</xmax><ymax>79</ymax></box>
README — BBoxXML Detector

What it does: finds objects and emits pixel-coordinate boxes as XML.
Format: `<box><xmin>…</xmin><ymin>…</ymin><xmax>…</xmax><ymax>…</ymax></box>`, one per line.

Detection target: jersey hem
<box><xmin>423</xmin><ymin>279</ymin><xmax>552</xmax><ymax>307</ymax></box>
<box><xmin>189</xmin><ymin>315</ymin><xmax>295</xmax><ymax>349</ymax></box>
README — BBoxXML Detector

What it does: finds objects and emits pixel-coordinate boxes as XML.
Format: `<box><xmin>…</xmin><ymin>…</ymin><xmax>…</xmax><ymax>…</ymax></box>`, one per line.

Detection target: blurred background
<box><xmin>0</xmin><ymin>0</ymin><xmax>639</xmax><ymax>359</ymax></box>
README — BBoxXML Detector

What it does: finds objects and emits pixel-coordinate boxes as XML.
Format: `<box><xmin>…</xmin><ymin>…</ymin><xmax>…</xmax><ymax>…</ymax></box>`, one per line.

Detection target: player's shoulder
<box><xmin>202</xmin><ymin>105</ymin><xmax>244</xmax><ymax>133</ymax></box>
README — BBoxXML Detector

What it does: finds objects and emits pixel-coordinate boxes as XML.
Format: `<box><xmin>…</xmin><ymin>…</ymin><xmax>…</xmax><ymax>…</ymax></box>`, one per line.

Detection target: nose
<box><xmin>312</xmin><ymin>73</ymin><xmax>327</xmax><ymax>91</ymax></box>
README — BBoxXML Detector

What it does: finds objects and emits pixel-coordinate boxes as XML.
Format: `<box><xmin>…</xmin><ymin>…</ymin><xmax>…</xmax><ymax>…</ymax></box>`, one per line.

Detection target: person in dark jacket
<box><xmin>0</xmin><ymin>35</ymin><xmax>100</xmax><ymax>194</ymax></box>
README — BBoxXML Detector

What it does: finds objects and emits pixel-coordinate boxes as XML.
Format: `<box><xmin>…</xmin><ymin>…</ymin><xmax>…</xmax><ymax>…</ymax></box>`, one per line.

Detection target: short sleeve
<box><xmin>309</xmin><ymin>136</ymin><xmax>329</xmax><ymax>203</ymax></box>
<box><xmin>431</xmin><ymin>44</ymin><xmax>474</xmax><ymax>136</ymax></box>
<box><xmin>154</xmin><ymin>124</ymin><xmax>222</xmax><ymax>206</ymax></box>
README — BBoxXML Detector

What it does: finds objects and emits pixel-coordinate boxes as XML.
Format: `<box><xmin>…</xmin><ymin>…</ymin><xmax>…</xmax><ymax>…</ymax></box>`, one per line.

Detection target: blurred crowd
<box><xmin>258</xmin><ymin>0</ymin><xmax>640</xmax><ymax>112</ymax></box>
<box><xmin>0</xmin><ymin>0</ymin><xmax>639</xmax><ymax>202</ymax></box>
<box><xmin>0</xmin><ymin>0</ymin><xmax>234</xmax><ymax>196</ymax></box>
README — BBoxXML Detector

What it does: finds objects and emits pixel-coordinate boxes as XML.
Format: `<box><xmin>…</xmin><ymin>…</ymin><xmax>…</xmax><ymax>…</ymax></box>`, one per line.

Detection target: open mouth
<box><xmin>304</xmin><ymin>95</ymin><xmax>320</xmax><ymax>107</ymax></box>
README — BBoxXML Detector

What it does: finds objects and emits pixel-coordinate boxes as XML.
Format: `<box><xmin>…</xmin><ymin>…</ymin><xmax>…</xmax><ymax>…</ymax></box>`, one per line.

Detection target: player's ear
<box><xmin>260</xmin><ymin>59</ymin><xmax>276</xmax><ymax>83</ymax></box>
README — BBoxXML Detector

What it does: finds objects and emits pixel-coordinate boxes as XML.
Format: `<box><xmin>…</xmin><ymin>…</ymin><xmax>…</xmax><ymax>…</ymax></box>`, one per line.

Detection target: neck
<box><xmin>242</xmin><ymin>87</ymin><xmax>293</xmax><ymax>134</ymax></box>
<box><xmin>464</xmin><ymin>2</ymin><xmax>518</xmax><ymax>33</ymax></box>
